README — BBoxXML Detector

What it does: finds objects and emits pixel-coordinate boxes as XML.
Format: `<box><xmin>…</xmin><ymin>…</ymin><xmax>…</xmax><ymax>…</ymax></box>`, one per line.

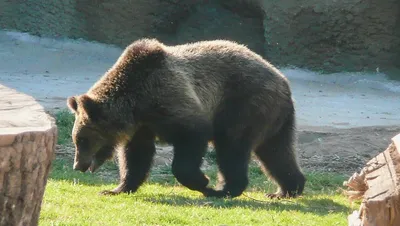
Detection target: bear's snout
<box><xmin>73</xmin><ymin>160</ymin><xmax>91</xmax><ymax>172</ymax></box>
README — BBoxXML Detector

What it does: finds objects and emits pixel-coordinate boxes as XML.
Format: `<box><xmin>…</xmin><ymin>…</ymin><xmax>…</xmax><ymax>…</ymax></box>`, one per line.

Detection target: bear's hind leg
<box><xmin>171</xmin><ymin>138</ymin><xmax>215</xmax><ymax>196</ymax></box>
<box><xmin>212</xmin><ymin>138</ymin><xmax>252</xmax><ymax>198</ymax></box>
<box><xmin>209</xmin><ymin>100</ymin><xmax>259</xmax><ymax>198</ymax></box>
<box><xmin>100</xmin><ymin>126</ymin><xmax>156</xmax><ymax>195</ymax></box>
<box><xmin>254</xmin><ymin>113</ymin><xmax>305</xmax><ymax>199</ymax></box>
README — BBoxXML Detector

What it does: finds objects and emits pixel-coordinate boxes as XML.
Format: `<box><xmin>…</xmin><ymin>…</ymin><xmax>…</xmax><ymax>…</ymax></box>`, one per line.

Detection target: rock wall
<box><xmin>260</xmin><ymin>0</ymin><xmax>400</xmax><ymax>76</ymax></box>
<box><xmin>0</xmin><ymin>0</ymin><xmax>399</xmax><ymax>76</ymax></box>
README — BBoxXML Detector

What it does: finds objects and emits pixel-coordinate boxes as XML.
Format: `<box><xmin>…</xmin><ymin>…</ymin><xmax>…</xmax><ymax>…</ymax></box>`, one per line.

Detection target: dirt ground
<box><xmin>1</xmin><ymin>31</ymin><xmax>400</xmax><ymax>176</ymax></box>
<box><xmin>296</xmin><ymin>125</ymin><xmax>400</xmax><ymax>175</ymax></box>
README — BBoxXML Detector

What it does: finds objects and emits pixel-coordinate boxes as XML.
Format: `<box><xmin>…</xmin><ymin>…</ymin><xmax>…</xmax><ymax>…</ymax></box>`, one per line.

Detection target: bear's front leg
<box><xmin>100</xmin><ymin>126</ymin><xmax>156</xmax><ymax>196</ymax></box>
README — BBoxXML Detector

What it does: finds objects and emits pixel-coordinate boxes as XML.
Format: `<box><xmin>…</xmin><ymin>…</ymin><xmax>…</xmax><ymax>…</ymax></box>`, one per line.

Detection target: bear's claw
<box><xmin>99</xmin><ymin>190</ymin><xmax>121</xmax><ymax>196</ymax></box>
<box><xmin>202</xmin><ymin>188</ymin><xmax>235</xmax><ymax>198</ymax></box>
<box><xmin>266</xmin><ymin>190</ymin><xmax>299</xmax><ymax>199</ymax></box>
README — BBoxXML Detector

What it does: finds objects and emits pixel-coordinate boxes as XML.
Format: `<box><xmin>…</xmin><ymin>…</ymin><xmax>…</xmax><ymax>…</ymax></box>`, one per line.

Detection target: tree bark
<box><xmin>0</xmin><ymin>84</ymin><xmax>57</xmax><ymax>226</ymax></box>
<box><xmin>345</xmin><ymin>133</ymin><xmax>400</xmax><ymax>226</ymax></box>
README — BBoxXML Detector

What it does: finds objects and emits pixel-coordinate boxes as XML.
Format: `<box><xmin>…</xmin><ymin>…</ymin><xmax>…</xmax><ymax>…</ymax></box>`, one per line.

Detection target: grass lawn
<box><xmin>38</xmin><ymin>110</ymin><xmax>357</xmax><ymax>225</ymax></box>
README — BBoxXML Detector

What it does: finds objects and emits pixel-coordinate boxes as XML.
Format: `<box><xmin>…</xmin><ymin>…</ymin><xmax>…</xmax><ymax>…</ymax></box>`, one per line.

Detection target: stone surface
<box><xmin>260</xmin><ymin>0</ymin><xmax>400</xmax><ymax>75</ymax></box>
<box><xmin>0</xmin><ymin>84</ymin><xmax>57</xmax><ymax>226</ymax></box>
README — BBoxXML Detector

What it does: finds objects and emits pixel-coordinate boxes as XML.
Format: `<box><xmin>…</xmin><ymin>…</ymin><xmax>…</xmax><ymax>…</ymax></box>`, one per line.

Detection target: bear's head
<box><xmin>67</xmin><ymin>94</ymin><xmax>115</xmax><ymax>173</ymax></box>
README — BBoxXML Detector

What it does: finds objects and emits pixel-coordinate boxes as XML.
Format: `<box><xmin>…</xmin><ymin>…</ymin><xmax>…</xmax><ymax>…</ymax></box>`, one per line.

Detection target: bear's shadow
<box><xmin>133</xmin><ymin>193</ymin><xmax>350</xmax><ymax>216</ymax></box>
<box><xmin>54</xmin><ymin>175</ymin><xmax>350</xmax><ymax>215</ymax></box>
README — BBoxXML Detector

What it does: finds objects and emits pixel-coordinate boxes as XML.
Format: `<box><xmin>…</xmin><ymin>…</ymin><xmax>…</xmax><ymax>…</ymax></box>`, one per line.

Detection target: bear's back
<box><xmin>166</xmin><ymin>40</ymin><xmax>288</xmax><ymax>87</ymax></box>
<box><xmin>163</xmin><ymin>40</ymin><xmax>292</xmax><ymax>118</ymax></box>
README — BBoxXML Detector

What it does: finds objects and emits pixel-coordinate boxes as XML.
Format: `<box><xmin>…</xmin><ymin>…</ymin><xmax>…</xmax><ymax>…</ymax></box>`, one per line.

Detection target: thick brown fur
<box><xmin>67</xmin><ymin>38</ymin><xmax>306</xmax><ymax>199</ymax></box>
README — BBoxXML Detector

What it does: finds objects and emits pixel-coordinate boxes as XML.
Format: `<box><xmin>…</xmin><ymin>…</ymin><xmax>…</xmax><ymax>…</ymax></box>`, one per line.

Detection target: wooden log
<box><xmin>344</xmin><ymin>133</ymin><xmax>400</xmax><ymax>226</ymax></box>
<box><xmin>0</xmin><ymin>84</ymin><xmax>57</xmax><ymax>226</ymax></box>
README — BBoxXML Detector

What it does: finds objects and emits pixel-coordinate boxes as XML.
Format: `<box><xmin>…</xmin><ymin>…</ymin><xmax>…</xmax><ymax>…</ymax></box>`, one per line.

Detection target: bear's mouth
<box><xmin>74</xmin><ymin>146</ymin><xmax>112</xmax><ymax>173</ymax></box>
<box><xmin>73</xmin><ymin>158</ymin><xmax>99</xmax><ymax>173</ymax></box>
<box><xmin>73</xmin><ymin>159</ymin><xmax>91</xmax><ymax>172</ymax></box>
<box><xmin>74</xmin><ymin>155</ymin><xmax>99</xmax><ymax>173</ymax></box>
<box><xmin>88</xmin><ymin>146</ymin><xmax>114</xmax><ymax>173</ymax></box>
<box><xmin>89</xmin><ymin>158</ymin><xmax>101</xmax><ymax>173</ymax></box>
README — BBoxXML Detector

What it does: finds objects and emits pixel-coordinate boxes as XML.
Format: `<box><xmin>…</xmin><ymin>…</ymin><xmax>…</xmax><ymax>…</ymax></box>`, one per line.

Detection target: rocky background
<box><xmin>0</xmin><ymin>0</ymin><xmax>399</xmax><ymax>77</ymax></box>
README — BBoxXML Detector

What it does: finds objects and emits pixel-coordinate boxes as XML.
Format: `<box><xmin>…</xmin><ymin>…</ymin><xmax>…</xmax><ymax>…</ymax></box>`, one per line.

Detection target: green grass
<box><xmin>39</xmin><ymin>110</ymin><xmax>356</xmax><ymax>225</ymax></box>
<box><xmin>41</xmin><ymin>158</ymin><xmax>352</xmax><ymax>226</ymax></box>
<box><xmin>54</xmin><ymin>110</ymin><xmax>74</xmax><ymax>145</ymax></box>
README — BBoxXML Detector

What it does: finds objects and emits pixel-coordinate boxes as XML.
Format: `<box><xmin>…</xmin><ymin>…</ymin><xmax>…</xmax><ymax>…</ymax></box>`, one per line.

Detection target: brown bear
<box><xmin>67</xmin><ymin>38</ymin><xmax>306</xmax><ymax>199</ymax></box>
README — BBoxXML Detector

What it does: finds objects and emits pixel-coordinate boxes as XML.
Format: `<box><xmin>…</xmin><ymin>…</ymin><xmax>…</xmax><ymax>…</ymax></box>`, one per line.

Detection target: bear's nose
<box><xmin>73</xmin><ymin>161</ymin><xmax>89</xmax><ymax>172</ymax></box>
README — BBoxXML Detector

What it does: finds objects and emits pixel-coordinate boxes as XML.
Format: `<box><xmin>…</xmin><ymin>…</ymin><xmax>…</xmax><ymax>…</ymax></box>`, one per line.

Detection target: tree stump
<box><xmin>344</xmin><ymin>133</ymin><xmax>400</xmax><ymax>226</ymax></box>
<box><xmin>0</xmin><ymin>84</ymin><xmax>57</xmax><ymax>226</ymax></box>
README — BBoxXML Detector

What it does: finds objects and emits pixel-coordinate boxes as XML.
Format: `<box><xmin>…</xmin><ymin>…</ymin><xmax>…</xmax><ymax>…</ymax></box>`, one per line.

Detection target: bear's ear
<box><xmin>67</xmin><ymin>96</ymin><xmax>78</xmax><ymax>113</ymax></box>
<box><xmin>78</xmin><ymin>94</ymin><xmax>102</xmax><ymax>122</ymax></box>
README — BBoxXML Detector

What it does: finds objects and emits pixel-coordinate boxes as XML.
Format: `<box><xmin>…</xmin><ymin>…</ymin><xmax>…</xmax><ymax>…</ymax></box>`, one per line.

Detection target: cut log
<box><xmin>344</xmin><ymin>133</ymin><xmax>400</xmax><ymax>226</ymax></box>
<box><xmin>0</xmin><ymin>84</ymin><xmax>57</xmax><ymax>226</ymax></box>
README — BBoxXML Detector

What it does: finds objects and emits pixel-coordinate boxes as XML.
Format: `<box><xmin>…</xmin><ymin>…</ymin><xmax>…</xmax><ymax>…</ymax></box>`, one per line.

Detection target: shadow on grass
<box><xmin>49</xmin><ymin>158</ymin><xmax>350</xmax><ymax>215</ymax></box>
<box><xmin>123</xmin><ymin>193</ymin><xmax>350</xmax><ymax>216</ymax></box>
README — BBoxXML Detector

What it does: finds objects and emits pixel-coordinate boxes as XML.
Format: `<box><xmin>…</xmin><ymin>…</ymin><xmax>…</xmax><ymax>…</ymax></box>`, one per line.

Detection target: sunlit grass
<box><xmin>40</xmin><ymin>158</ymin><xmax>354</xmax><ymax>226</ymax></box>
